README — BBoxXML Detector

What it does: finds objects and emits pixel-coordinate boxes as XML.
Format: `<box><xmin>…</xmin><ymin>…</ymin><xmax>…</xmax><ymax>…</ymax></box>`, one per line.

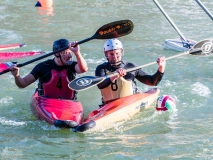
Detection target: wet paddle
<box><xmin>0</xmin><ymin>43</ymin><xmax>25</xmax><ymax>51</ymax></box>
<box><xmin>68</xmin><ymin>39</ymin><xmax>213</xmax><ymax>91</ymax></box>
<box><xmin>153</xmin><ymin>0</ymin><xmax>193</xmax><ymax>49</ymax></box>
<box><xmin>0</xmin><ymin>19</ymin><xmax>134</xmax><ymax>75</ymax></box>
<box><xmin>195</xmin><ymin>0</ymin><xmax>213</xmax><ymax>21</ymax></box>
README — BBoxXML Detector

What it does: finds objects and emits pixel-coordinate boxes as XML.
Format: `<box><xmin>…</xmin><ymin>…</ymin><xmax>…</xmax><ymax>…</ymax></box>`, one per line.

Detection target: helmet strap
<box><xmin>54</xmin><ymin>52</ymin><xmax>66</xmax><ymax>65</ymax></box>
<box><xmin>59</xmin><ymin>52</ymin><xmax>67</xmax><ymax>65</ymax></box>
<box><xmin>54</xmin><ymin>52</ymin><xmax>61</xmax><ymax>58</ymax></box>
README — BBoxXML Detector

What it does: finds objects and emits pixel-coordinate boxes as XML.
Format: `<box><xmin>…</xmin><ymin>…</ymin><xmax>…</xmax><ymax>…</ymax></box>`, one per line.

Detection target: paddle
<box><xmin>195</xmin><ymin>0</ymin><xmax>213</xmax><ymax>21</ymax></box>
<box><xmin>68</xmin><ymin>39</ymin><xmax>213</xmax><ymax>91</ymax></box>
<box><xmin>153</xmin><ymin>0</ymin><xmax>191</xmax><ymax>48</ymax></box>
<box><xmin>0</xmin><ymin>19</ymin><xmax>134</xmax><ymax>75</ymax></box>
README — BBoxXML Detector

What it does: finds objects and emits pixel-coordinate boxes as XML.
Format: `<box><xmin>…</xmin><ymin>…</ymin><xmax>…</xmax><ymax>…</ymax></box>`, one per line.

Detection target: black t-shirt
<box><xmin>30</xmin><ymin>59</ymin><xmax>77</xmax><ymax>85</ymax></box>
<box><xmin>30</xmin><ymin>59</ymin><xmax>78</xmax><ymax>98</ymax></box>
<box><xmin>95</xmin><ymin>60</ymin><xmax>164</xmax><ymax>92</ymax></box>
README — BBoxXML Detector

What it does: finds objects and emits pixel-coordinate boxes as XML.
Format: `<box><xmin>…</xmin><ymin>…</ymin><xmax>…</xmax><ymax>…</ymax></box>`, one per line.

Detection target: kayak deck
<box><xmin>30</xmin><ymin>92</ymin><xmax>84</xmax><ymax>127</ymax></box>
<box><xmin>75</xmin><ymin>88</ymin><xmax>160</xmax><ymax>132</ymax></box>
<box><xmin>164</xmin><ymin>38</ymin><xmax>196</xmax><ymax>52</ymax></box>
<box><xmin>0</xmin><ymin>51</ymin><xmax>44</xmax><ymax>60</ymax></box>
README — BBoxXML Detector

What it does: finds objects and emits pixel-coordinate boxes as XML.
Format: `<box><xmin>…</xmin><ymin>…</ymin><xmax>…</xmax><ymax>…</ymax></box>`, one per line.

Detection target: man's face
<box><xmin>105</xmin><ymin>49</ymin><xmax>123</xmax><ymax>64</ymax></box>
<box><xmin>60</xmin><ymin>49</ymin><xmax>73</xmax><ymax>62</ymax></box>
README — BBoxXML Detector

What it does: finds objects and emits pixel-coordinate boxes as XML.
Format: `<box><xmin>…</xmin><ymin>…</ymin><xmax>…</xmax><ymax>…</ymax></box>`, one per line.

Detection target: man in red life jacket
<box><xmin>10</xmin><ymin>39</ymin><xmax>88</xmax><ymax>127</ymax></box>
<box><xmin>95</xmin><ymin>38</ymin><xmax>166</xmax><ymax>104</ymax></box>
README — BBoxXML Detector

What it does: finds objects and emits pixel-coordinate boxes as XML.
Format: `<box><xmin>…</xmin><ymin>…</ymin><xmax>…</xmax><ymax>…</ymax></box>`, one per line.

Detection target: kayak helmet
<box><xmin>104</xmin><ymin>38</ymin><xmax>123</xmax><ymax>52</ymax></box>
<box><xmin>53</xmin><ymin>39</ymin><xmax>70</xmax><ymax>52</ymax></box>
<box><xmin>104</xmin><ymin>39</ymin><xmax>124</xmax><ymax>67</ymax></box>
<box><xmin>53</xmin><ymin>39</ymin><xmax>70</xmax><ymax>65</ymax></box>
<box><xmin>156</xmin><ymin>95</ymin><xmax>176</xmax><ymax>112</ymax></box>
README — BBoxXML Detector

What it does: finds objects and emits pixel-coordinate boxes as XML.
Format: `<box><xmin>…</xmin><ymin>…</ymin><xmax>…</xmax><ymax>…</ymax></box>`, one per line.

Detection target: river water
<box><xmin>0</xmin><ymin>0</ymin><xmax>213</xmax><ymax>159</ymax></box>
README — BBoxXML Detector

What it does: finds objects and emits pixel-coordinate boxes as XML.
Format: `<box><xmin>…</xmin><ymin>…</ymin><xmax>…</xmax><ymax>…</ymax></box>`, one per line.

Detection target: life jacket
<box><xmin>42</xmin><ymin>69</ymin><xmax>75</xmax><ymax>99</ymax></box>
<box><xmin>100</xmin><ymin>71</ymin><xmax>134</xmax><ymax>103</ymax></box>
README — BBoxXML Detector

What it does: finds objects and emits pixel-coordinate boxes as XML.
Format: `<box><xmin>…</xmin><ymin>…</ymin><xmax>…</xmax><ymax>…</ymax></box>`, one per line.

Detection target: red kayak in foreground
<box><xmin>0</xmin><ymin>43</ymin><xmax>25</xmax><ymax>51</ymax></box>
<box><xmin>30</xmin><ymin>91</ymin><xmax>84</xmax><ymax>128</ymax></box>
<box><xmin>30</xmin><ymin>88</ymin><xmax>160</xmax><ymax>132</ymax></box>
<box><xmin>0</xmin><ymin>51</ymin><xmax>44</xmax><ymax>60</ymax></box>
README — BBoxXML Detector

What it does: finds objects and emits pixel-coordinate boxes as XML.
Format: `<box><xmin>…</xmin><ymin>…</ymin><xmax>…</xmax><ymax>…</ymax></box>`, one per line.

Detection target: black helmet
<box><xmin>53</xmin><ymin>39</ymin><xmax>70</xmax><ymax>52</ymax></box>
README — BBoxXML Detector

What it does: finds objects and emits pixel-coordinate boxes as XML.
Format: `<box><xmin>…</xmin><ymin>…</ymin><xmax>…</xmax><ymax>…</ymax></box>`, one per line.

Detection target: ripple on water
<box><xmin>1</xmin><ymin>147</ymin><xmax>23</xmax><ymax>159</ymax></box>
<box><xmin>0</xmin><ymin>96</ymin><xmax>13</xmax><ymax>105</ymax></box>
<box><xmin>0</xmin><ymin>117</ymin><xmax>25</xmax><ymax>126</ymax></box>
<box><xmin>0</xmin><ymin>29</ymin><xmax>21</xmax><ymax>43</ymax></box>
<box><xmin>191</xmin><ymin>82</ymin><xmax>211</xmax><ymax>97</ymax></box>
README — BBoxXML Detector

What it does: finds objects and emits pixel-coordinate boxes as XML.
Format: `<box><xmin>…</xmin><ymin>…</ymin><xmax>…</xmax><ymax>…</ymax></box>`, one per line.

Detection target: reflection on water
<box><xmin>36</xmin><ymin>7</ymin><xmax>54</xmax><ymax>17</ymax></box>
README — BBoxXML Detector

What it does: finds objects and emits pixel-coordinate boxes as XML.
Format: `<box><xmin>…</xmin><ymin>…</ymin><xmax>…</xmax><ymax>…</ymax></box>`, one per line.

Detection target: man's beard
<box><xmin>109</xmin><ymin>61</ymin><xmax>122</xmax><ymax>68</ymax></box>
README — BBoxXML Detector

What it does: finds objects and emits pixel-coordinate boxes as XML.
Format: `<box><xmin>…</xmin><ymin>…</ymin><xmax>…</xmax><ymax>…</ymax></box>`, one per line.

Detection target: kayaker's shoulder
<box><xmin>122</xmin><ymin>61</ymin><xmax>137</xmax><ymax>68</ymax></box>
<box><xmin>96</xmin><ymin>62</ymin><xmax>108</xmax><ymax>69</ymax></box>
<box><xmin>38</xmin><ymin>59</ymin><xmax>53</xmax><ymax>65</ymax></box>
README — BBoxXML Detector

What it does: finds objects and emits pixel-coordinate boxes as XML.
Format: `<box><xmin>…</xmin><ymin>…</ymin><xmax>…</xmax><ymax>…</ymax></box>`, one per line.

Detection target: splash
<box><xmin>191</xmin><ymin>82</ymin><xmax>211</xmax><ymax>97</ymax></box>
<box><xmin>0</xmin><ymin>117</ymin><xmax>25</xmax><ymax>126</ymax></box>
<box><xmin>0</xmin><ymin>96</ymin><xmax>13</xmax><ymax>105</ymax></box>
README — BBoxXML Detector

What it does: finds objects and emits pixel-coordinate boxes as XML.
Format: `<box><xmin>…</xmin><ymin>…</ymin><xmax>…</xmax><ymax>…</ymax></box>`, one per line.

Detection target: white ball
<box><xmin>156</xmin><ymin>95</ymin><xmax>176</xmax><ymax>112</ymax></box>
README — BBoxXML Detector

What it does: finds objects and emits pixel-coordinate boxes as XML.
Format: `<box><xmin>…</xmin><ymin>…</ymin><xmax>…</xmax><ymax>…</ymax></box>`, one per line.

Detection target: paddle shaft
<box><xmin>69</xmin><ymin>52</ymin><xmax>190</xmax><ymax>91</ymax></box>
<box><xmin>68</xmin><ymin>46</ymin><xmax>203</xmax><ymax>91</ymax></box>
<box><xmin>195</xmin><ymin>0</ymin><xmax>213</xmax><ymax>21</ymax></box>
<box><xmin>0</xmin><ymin>20</ymin><xmax>134</xmax><ymax>75</ymax></box>
<box><xmin>16</xmin><ymin>36</ymin><xmax>97</xmax><ymax>67</ymax></box>
<box><xmin>107</xmin><ymin>52</ymin><xmax>188</xmax><ymax>78</ymax></box>
<box><xmin>17</xmin><ymin>36</ymin><xmax>97</xmax><ymax>67</ymax></box>
<box><xmin>153</xmin><ymin>0</ymin><xmax>188</xmax><ymax>42</ymax></box>
<box><xmin>103</xmin><ymin>48</ymin><xmax>202</xmax><ymax>79</ymax></box>
<box><xmin>0</xmin><ymin>46</ymin><xmax>69</xmax><ymax>75</ymax></box>
<box><xmin>0</xmin><ymin>37</ymin><xmax>92</xmax><ymax>75</ymax></box>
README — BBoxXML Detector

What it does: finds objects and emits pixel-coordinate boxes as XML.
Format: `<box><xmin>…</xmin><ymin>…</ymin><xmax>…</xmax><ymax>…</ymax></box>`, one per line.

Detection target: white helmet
<box><xmin>104</xmin><ymin>39</ymin><xmax>123</xmax><ymax>52</ymax></box>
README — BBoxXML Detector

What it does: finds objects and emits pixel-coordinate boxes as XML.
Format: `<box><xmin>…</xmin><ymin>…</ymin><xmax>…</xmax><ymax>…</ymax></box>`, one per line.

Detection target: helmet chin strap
<box><xmin>55</xmin><ymin>52</ymin><xmax>67</xmax><ymax>65</ymax></box>
<box><xmin>60</xmin><ymin>53</ymin><xmax>69</xmax><ymax>65</ymax></box>
<box><xmin>106</xmin><ymin>52</ymin><xmax>123</xmax><ymax>68</ymax></box>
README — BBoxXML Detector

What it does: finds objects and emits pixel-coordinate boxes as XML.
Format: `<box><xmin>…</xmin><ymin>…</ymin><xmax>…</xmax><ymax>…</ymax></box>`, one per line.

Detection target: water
<box><xmin>0</xmin><ymin>0</ymin><xmax>213</xmax><ymax>159</ymax></box>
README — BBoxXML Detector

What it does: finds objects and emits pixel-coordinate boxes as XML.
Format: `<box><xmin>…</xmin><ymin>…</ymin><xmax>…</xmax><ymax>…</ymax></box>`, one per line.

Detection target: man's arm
<box><xmin>11</xmin><ymin>65</ymin><xmax>36</xmax><ymax>88</ymax></box>
<box><xmin>69</xmin><ymin>41</ymin><xmax>88</xmax><ymax>73</ymax></box>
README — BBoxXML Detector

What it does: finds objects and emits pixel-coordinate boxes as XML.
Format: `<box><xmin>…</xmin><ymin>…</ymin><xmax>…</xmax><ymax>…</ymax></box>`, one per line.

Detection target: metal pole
<box><xmin>153</xmin><ymin>0</ymin><xmax>188</xmax><ymax>42</ymax></box>
<box><xmin>195</xmin><ymin>0</ymin><xmax>213</xmax><ymax>21</ymax></box>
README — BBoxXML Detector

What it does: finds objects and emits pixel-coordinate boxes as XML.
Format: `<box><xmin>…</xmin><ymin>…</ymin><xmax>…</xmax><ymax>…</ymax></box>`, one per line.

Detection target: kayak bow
<box><xmin>0</xmin><ymin>43</ymin><xmax>25</xmax><ymax>51</ymax></box>
<box><xmin>0</xmin><ymin>51</ymin><xmax>44</xmax><ymax>60</ymax></box>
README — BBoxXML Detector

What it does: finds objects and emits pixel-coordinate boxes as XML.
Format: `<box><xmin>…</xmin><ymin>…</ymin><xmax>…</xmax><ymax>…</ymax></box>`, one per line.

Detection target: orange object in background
<box><xmin>35</xmin><ymin>0</ymin><xmax>53</xmax><ymax>8</ymax></box>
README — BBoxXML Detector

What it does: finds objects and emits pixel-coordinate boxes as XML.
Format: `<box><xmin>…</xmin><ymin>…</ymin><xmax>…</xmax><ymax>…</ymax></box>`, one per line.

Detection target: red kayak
<box><xmin>0</xmin><ymin>43</ymin><xmax>25</xmax><ymax>51</ymax></box>
<box><xmin>30</xmin><ymin>91</ymin><xmax>84</xmax><ymax>128</ymax></box>
<box><xmin>0</xmin><ymin>51</ymin><xmax>44</xmax><ymax>60</ymax></box>
<box><xmin>0</xmin><ymin>62</ymin><xmax>15</xmax><ymax>72</ymax></box>
<box><xmin>30</xmin><ymin>88</ymin><xmax>160</xmax><ymax>132</ymax></box>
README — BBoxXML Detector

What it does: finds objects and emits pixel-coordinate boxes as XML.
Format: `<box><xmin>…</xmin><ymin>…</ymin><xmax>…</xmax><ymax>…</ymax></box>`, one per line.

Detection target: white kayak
<box><xmin>164</xmin><ymin>38</ymin><xmax>197</xmax><ymax>52</ymax></box>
